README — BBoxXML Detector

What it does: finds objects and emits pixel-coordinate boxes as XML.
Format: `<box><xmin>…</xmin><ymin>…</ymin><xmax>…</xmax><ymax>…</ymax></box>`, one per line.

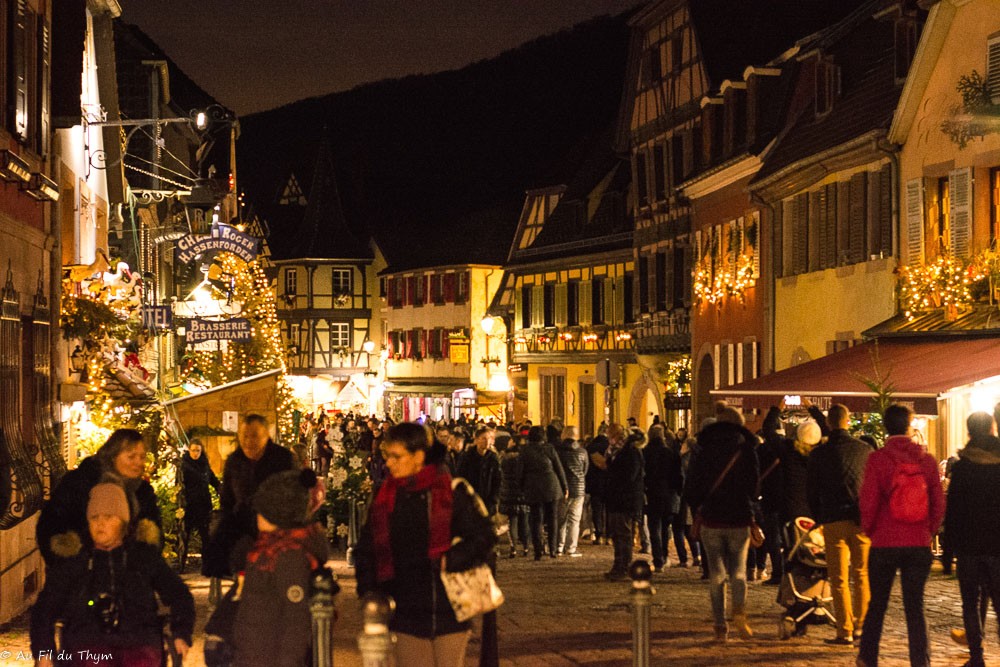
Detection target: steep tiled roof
<box><xmin>753</xmin><ymin>2</ymin><xmax>903</xmax><ymax>183</ymax></box>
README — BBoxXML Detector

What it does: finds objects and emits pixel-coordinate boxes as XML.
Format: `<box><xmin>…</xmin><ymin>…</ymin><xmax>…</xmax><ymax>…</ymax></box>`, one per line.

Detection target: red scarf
<box><xmin>370</xmin><ymin>464</ymin><xmax>453</xmax><ymax>582</ymax></box>
<box><xmin>247</xmin><ymin>523</ymin><xmax>323</xmax><ymax>573</ymax></box>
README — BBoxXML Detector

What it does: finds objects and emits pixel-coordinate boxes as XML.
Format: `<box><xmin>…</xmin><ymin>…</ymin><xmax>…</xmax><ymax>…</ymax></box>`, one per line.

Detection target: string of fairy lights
<box><xmin>897</xmin><ymin>251</ymin><xmax>996</xmax><ymax>320</ymax></box>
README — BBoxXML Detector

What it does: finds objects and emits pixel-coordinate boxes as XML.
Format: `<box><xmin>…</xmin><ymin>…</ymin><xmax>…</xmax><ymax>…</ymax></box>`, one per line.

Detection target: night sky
<box><xmin>123</xmin><ymin>1</ymin><xmax>637</xmax><ymax>116</ymax></box>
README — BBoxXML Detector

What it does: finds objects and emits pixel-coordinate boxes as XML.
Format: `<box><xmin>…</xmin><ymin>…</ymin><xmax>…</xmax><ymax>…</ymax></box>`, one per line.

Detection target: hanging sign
<box><xmin>187</xmin><ymin>317</ymin><xmax>253</xmax><ymax>344</ymax></box>
<box><xmin>141</xmin><ymin>305</ymin><xmax>172</xmax><ymax>330</ymax></box>
<box><xmin>175</xmin><ymin>223</ymin><xmax>259</xmax><ymax>264</ymax></box>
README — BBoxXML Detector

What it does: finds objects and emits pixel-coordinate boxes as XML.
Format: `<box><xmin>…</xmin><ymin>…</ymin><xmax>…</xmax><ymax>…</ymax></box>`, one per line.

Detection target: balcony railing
<box><xmin>634</xmin><ymin>310</ymin><xmax>690</xmax><ymax>354</ymax></box>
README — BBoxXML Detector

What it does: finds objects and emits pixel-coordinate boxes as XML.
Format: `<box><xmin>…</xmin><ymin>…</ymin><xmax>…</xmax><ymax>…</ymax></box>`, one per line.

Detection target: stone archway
<box><xmin>627</xmin><ymin>372</ymin><xmax>661</xmax><ymax>430</ymax></box>
<box><xmin>695</xmin><ymin>353</ymin><xmax>715</xmax><ymax>427</ymax></box>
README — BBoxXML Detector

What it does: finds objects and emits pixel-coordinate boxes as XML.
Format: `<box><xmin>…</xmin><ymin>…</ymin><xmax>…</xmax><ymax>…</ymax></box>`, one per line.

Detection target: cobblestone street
<box><xmin>1</xmin><ymin>540</ymin><xmax>997</xmax><ymax>666</ymax></box>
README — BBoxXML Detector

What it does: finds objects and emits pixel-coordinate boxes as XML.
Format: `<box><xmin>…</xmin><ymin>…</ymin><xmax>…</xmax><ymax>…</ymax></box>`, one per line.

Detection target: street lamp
<box><xmin>480</xmin><ymin>315</ymin><xmax>495</xmax><ymax>336</ymax></box>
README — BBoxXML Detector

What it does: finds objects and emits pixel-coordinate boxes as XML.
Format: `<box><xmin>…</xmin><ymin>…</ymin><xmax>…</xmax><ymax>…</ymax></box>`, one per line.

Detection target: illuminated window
<box><xmin>279</xmin><ymin>173</ymin><xmax>307</xmax><ymax>206</ymax></box>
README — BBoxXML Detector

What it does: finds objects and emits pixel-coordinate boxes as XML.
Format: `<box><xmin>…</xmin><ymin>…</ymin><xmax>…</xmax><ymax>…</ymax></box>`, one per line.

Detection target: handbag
<box><xmin>749</xmin><ymin>519</ymin><xmax>765</xmax><ymax>548</ymax></box>
<box><xmin>440</xmin><ymin>562</ymin><xmax>505</xmax><ymax>622</ymax></box>
<box><xmin>690</xmin><ymin>450</ymin><xmax>742</xmax><ymax>542</ymax></box>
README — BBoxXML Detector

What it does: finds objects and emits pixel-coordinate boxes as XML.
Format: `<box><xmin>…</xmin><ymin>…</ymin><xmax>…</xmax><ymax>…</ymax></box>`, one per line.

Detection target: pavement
<box><xmin>1</xmin><ymin>540</ymin><xmax>997</xmax><ymax>666</ymax></box>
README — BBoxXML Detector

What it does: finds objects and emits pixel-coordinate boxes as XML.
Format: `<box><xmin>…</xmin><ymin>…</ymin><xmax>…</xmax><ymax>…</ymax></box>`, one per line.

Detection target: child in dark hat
<box><xmin>30</xmin><ymin>483</ymin><xmax>194</xmax><ymax>667</ymax></box>
<box><xmin>233</xmin><ymin>469</ymin><xmax>330</xmax><ymax>667</ymax></box>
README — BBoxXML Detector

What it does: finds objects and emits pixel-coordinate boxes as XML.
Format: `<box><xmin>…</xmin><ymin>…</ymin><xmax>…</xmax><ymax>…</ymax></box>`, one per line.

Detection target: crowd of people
<box><xmin>24</xmin><ymin>399</ymin><xmax>1000</xmax><ymax>666</ymax></box>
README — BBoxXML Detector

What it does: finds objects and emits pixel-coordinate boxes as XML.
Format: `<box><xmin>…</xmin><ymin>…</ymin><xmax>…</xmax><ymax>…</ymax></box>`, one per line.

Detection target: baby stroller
<box><xmin>776</xmin><ymin>517</ymin><xmax>835</xmax><ymax>639</ymax></box>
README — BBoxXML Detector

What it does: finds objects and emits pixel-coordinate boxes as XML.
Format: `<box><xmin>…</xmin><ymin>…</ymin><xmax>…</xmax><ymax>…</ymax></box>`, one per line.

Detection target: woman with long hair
<box><xmin>355</xmin><ymin>422</ymin><xmax>495</xmax><ymax>666</ymax></box>
<box><xmin>37</xmin><ymin>428</ymin><xmax>162</xmax><ymax>564</ymax></box>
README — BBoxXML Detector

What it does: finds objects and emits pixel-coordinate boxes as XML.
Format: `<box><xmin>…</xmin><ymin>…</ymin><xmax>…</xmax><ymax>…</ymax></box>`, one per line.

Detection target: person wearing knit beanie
<box><xmin>87</xmin><ymin>483</ymin><xmax>131</xmax><ymax>551</ymax></box>
<box><xmin>253</xmin><ymin>469</ymin><xmax>318</xmax><ymax>530</ymax></box>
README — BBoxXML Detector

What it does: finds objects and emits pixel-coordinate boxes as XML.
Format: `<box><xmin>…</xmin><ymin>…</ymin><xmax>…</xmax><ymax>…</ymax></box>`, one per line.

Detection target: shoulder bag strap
<box><xmin>755</xmin><ymin>457</ymin><xmax>781</xmax><ymax>496</ymax></box>
<box><xmin>706</xmin><ymin>449</ymin><xmax>742</xmax><ymax>500</ymax></box>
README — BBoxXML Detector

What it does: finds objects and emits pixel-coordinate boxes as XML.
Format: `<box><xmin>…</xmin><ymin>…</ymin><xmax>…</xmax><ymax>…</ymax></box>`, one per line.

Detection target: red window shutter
<box><xmin>387</xmin><ymin>331</ymin><xmax>393</xmax><ymax>356</ymax></box>
<box><xmin>458</xmin><ymin>271</ymin><xmax>470</xmax><ymax>302</ymax></box>
<box><xmin>421</xmin><ymin>330</ymin><xmax>429</xmax><ymax>357</ymax></box>
<box><xmin>443</xmin><ymin>274</ymin><xmax>456</xmax><ymax>302</ymax></box>
<box><xmin>442</xmin><ymin>332</ymin><xmax>450</xmax><ymax>358</ymax></box>
<box><xmin>405</xmin><ymin>330</ymin><xmax>414</xmax><ymax>358</ymax></box>
<box><xmin>404</xmin><ymin>277</ymin><xmax>414</xmax><ymax>306</ymax></box>
<box><xmin>422</xmin><ymin>276</ymin><xmax>429</xmax><ymax>305</ymax></box>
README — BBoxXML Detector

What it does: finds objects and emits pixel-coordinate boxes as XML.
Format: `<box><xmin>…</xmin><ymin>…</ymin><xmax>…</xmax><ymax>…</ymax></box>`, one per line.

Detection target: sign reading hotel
<box><xmin>175</xmin><ymin>223</ymin><xmax>259</xmax><ymax>264</ymax></box>
<box><xmin>187</xmin><ymin>318</ymin><xmax>253</xmax><ymax>344</ymax></box>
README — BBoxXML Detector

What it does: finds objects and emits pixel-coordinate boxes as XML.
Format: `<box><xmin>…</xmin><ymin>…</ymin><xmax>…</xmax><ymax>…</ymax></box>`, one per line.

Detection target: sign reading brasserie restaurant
<box><xmin>176</xmin><ymin>223</ymin><xmax>259</xmax><ymax>264</ymax></box>
<box><xmin>187</xmin><ymin>318</ymin><xmax>252</xmax><ymax>344</ymax></box>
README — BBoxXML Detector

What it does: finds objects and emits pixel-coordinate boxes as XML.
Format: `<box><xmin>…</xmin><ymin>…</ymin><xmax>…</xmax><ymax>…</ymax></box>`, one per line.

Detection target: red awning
<box><xmin>711</xmin><ymin>338</ymin><xmax>1000</xmax><ymax>415</ymax></box>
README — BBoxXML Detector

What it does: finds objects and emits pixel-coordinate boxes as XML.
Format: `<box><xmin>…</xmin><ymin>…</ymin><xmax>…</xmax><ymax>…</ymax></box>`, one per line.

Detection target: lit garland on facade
<box><xmin>664</xmin><ymin>358</ymin><xmax>691</xmax><ymax>394</ymax></box>
<box><xmin>897</xmin><ymin>254</ymin><xmax>987</xmax><ymax>320</ymax></box>
<box><xmin>693</xmin><ymin>252</ymin><xmax>756</xmax><ymax>306</ymax></box>
<box><xmin>179</xmin><ymin>253</ymin><xmax>299</xmax><ymax>441</ymax></box>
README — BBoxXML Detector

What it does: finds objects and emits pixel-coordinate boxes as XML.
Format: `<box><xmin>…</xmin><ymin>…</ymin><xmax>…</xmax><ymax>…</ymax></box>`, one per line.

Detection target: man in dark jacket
<box><xmin>519</xmin><ymin>426</ymin><xmax>568</xmax><ymax>559</ymax></box>
<box><xmin>457</xmin><ymin>427</ymin><xmax>502</xmax><ymax>516</ymax></box>
<box><xmin>944</xmin><ymin>412</ymin><xmax>1000</xmax><ymax>667</ymax></box>
<box><xmin>203</xmin><ymin>414</ymin><xmax>296</xmax><ymax>578</ymax></box>
<box><xmin>684</xmin><ymin>407</ymin><xmax>760</xmax><ymax>640</ymax></box>
<box><xmin>806</xmin><ymin>403</ymin><xmax>872</xmax><ymax>645</ymax></box>
<box><xmin>644</xmin><ymin>424</ymin><xmax>683</xmax><ymax>572</ymax></box>
<box><xmin>585</xmin><ymin>429</ymin><xmax>611</xmax><ymax>544</ymax></box>
<box><xmin>600</xmin><ymin>425</ymin><xmax>645</xmax><ymax>580</ymax></box>
<box><xmin>556</xmin><ymin>426</ymin><xmax>589</xmax><ymax>557</ymax></box>
<box><xmin>756</xmin><ymin>407</ymin><xmax>786</xmax><ymax>585</ymax></box>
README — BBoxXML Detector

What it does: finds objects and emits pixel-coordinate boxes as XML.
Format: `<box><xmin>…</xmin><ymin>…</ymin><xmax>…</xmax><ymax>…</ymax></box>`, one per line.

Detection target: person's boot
<box><xmin>732</xmin><ymin>612</ymin><xmax>753</xmax><ymax>639</ymax></box>
<box><xmin>714</xmin><ymin>624</ymin><xmax>728</xmax><ymax>643</ymax></box>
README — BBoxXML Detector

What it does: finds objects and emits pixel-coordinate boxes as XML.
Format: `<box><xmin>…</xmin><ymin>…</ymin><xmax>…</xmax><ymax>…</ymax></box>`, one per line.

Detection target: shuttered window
<box><xmin>612</xmin><ymin>277</ymin><xmax>625</xmax><ymax>325</ymax></box>
<box><xmin>635</xmin><ymin>152</ymin><xmax>649</xmax><ymax>208</ymax></box>
<box><xmin>567</xmin><ymin>281</ymin><xmax>580</xmax><ymax>326</ymax></box>
<box><xmin>836</xmin><ymin>180</ymin><xmax>851</xmax><ymax>265</ymax></box>
<box><xmin>579</xmin><ymin>281</ymin><xmax>593</xmax><ymax>325</ymax></box>
<box><xmin>38</xmin><ymin>19</ymin><xmax>50</xmax><ymax>155</ymax></box>
<box><xmin>531</xmin><ymin>284</ymin><xmax>544</xmax><ymax>327</ymax></box>
<box><xmin>848</xmin><ymin>172</ymin><xmax>867</xmax><ymax>264</ymax></box>
<box><xmin>793</xmin><ymin>193</ymin><xmax>809</xmax><ymax>275</ymax></box>
<box><xmin>949</xmin><ymin>167</ymin><xmax>973</xmax><ymax>258</ymax></box>
<box><xmin>623</xmin><ymin>273</ymin><xmax>634</xmax><ymax>324</ymax></box>
<box><xmin>653</xmin><ymin>144</ymin><xmax>666</xmax><ymax>201</ymax></box>
<box><xmin>905</xmin><ymin>178</ymin><xmax>925</xmax><ymax>265</ymax></box>
<box><xmin>655</xmin><ymin>252</ymin><xmax>668</xmax><ymax>311</ymax></box>
<box><xmin>592</xmin><ymin>278</ymin><xmax>605</xmax><ymax>325</ymax></box>
<box><xmin>543</xmin><ymin>283</ymin><xmax>556</xmax><ymax>327</ymax></box>
<box><xmin>988</xmin><ymin>34</ymin><xmax>1000</xmax><ymax>104</ymax></box>
<box><xmin>820</xmin><ymin>183</ymin><xmax>837</xmax><ymax>269</ymax></box>
<box><xmin>12</xmin><ymin>0</ymin><xmax>28</xmax><ymax>141</ymax></box>
<box><xmin>638</xmin><ymin>255</ymin><xmax>650</xmax><ymax>312</ymax></box>
<box><xmin>554</xmin><ymin>283</ymin><xmax>568</xmax><ymax>327</ymax></box>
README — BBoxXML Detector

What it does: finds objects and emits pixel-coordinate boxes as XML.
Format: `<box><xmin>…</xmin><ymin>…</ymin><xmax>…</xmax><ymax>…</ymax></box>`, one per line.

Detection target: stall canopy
<box><xmin>163</xmin><ymin>369</ymin><xmax>281</xmax><ymax>431</ymax></box>
<box><xmin>712</xmin><ymin>338</ymin><xmax>1000</xmax><ymax>415</ymax></box>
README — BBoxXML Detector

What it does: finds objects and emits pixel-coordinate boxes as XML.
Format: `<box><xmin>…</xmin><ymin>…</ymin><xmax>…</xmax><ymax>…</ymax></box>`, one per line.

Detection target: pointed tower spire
<box><xmin>292</xmin><ymin>131</ymin><xmax>370</xmax><ymax>259</ymax></box>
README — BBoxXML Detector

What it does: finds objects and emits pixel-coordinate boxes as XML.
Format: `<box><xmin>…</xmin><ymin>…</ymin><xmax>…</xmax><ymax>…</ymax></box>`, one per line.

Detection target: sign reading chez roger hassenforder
<box><xmin>175</xmin><ymin>223</ymin><xmax>259</xmax><ymax>264</ymax></box>
<box><xmin>187</xmin><ymin>318</ymin><xmax>252</xmax><ymax>344</ymax></box>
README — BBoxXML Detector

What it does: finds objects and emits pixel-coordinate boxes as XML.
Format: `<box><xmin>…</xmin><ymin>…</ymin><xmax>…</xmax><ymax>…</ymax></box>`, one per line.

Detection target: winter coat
<box><xmin>203</xmin><ymin>441</ymin><xmax>296</xmax><ymax>577</ymax></box>
<box><xmin>498</xmin><ymin>446</ymin><xmax>529</xmax><ymax>514</ymax></box>
<box><xmin>944</xmin><ymin>436</ymin><xmax>1000</xmax><ymax>557</ymax></box>
<box><xmin>585</xmin><ymin>435</ymin><xmax>610</xmax><ymax>497</ymax></box>
<box><xmin>684</xmin><ymin>422</ymin><xmax>759</xmax><ymax>527</ymax></box>
<box><xmin>806</xmin><ymin>428</ymin><xmax>871</xmax><ymax>525</ymax></box>
<box><xmin>519</xmin><ymin>441</ymin><xmax>567</xmax><ymax>504</ymax></box>
<box><xmin>234</xmin><ymin>526</ymin><xmax>330</xmax><ymax>667</ymax></box>
<box><xmin>36</xmin><ymin>456</ymin><xmax>161</xmax><ymax>565</ymax></box>
<box><xmin>757</xmin><ymin>408</ymin><xmax>786</xmax><ymax>516</ymax></box>
<box><xmin>30</xmin><ymin>541</ymin><xmax>193</xmax><ymax>657</ymax></box>
<box><xmin>644</xmin><ymin>437</ymin><xmax>683</xmax><ymax>515</ymax></box>
<box><xmin>555</xmin><ymin>439</ymin><xmax>589</xmax><ymax>498</ymax></box>
<box><xmin>456</xmin><ymin>447</ymin><xmax>501</xmax><ymax>514</ymax></box>
<box><xmin>180</xmin><ymin>452</ymin><xmax>221</xmax><ymax>528</ymax></box>
<box><xmin>777</xmin><ymin>440</ymin><xmax>812</xmax><ymax>523</ymax></box>
<box><xmin>860</xmin><ymin>435</ymin><xmax>945</xmax><ymax>548</ymax></box>
<box><xmin>604</xmin><ymin>443</ymin><xmax>645</xmax><ymax>517</ymax></box>
<box><xmin>355</xmin><ymin>475</ymin><xmax>495</xmax><ymax>638</ymax></box>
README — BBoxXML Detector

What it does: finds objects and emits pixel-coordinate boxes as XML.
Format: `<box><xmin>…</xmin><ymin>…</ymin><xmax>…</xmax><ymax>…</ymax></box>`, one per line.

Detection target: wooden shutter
<box><xmin>736</xmin><ymin>342</ymin><xmax>744</xmax><ymax>384</ymax></box>
<box><xmin>879</xmin><ymin>164</ymin><xmax>892</xmax><ymax>255</ymax></box>
<box><xmin>905</xmin><ymin>178</ymin><xmax>925</xmax><ymax>265</ymax></box>
<box><xmin>420</xmin><ymin>329</ymin><xmax>428</xmax><ymax>358</ymax></box>
<box><xmin>612</xmin><ymin>277</ymin><xmax>625</xmax><ymax>325</ymax></box>
<box><xmin>514</xmin><ymin>286</ymin><xmax>523</xmax><ymax>330</ymax></box>
<box><xmin>773</xmin><ymin>201</ymin><xmax>784</xmax><ymax>277</ymax></box>
<box><xmin>39</xmin><ymin>18</ymin><xmax>50</xmax><ymax>155</ymax></box>
<box><xmin>949</xmin><ymin>167</ymin><xmax>973</xmax><ymax>258</ymax></box>
<box><xmin>792</xmin><ymin>193</ymin><xmax>809</xmax><ymax>275</ymax></box>
<box><xmin>820</xmin><ymin>184</ymin><xmax>837</xmax><ymax>269</ymax></box>
<box><xmin>442</xmin><ymin>332</ymin><xmax>450</xmax><ymax>358</ymax></box>
<box><xmin>836</xmin><ymin>180</ymin><xmax>851</xmax><ymax>265</ymax></box>
<box><xmin>808</xmin><ymin>190</ymin><xmax>821</xmax><ymax>272</ymax></box>
<box><xmin>726</xmin><ymin>343</ymin><xmax>735</xmax><ymax>386</ymax></box>
<box><xmin>12</xmin><ymin>0</ymin><xmax>27</xmax><ymax>141</ymax></box>
<box><xmin>749</xmin><ymin>211</ymin><xmax>761</xmax><ymax>278</ymax></box>
<box><xmin>579</xmin><ymin>280</ymin><xmax>593</xmax><ymax>325</ymax></box>
<box><xmin>443</xmin><ymin>274</ymin><xmax>456</xmax><ymax>302</ymax></box>
<box><xmin>713</xmin><ymin>344</ymin><xmax>721</xmax><ymax>389</ymax></box>
<box><xmin>988</xmin><ymin>34</ymin><xmax>1000</xmax><ymax>104</ymax></box>
<box><xmin>848</xmin><ymin>172</ymin><xmax>867</xmax><ymax>264</ymax></box>
<box><xmin>554</xmin><ymin>283</ymin><xmax>568</xmax><ymax>327</ymax></box>
<box><xmin>867</xmin><ymin>170</ymin><xmax>883</xmax><ymax>259</ymax></box>
<box><xmin>531</xmin><ymin>285</ymin><xmax>544</xmax><ymax>327</ymax></box>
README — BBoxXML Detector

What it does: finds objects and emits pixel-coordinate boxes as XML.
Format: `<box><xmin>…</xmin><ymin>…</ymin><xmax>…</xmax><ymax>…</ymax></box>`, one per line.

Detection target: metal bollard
<box><xmin>629</xmin><ymin>559</ymin><xmax>655</xmax><ymax>667</ymax></box>
<box><xmin>357</xmin><ymin>592</ymin><xmax>396</xmax><ymax>667</ymax></box>
<box><xmin>311</xmin><ymin>567</ymin><xmax>341</xmax><ymax>667</ymax></box>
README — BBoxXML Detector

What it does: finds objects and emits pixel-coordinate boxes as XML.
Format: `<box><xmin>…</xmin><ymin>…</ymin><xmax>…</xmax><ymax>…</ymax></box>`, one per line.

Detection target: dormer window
<box><xmin>279</xmin><ymin>173</ymin><xmax>307</xmax><ymax>206</ymax></box>
<box><xmin>815</xmin><ymin>57</ymin><xmax>840</xmax><ymax>117</ymax></box>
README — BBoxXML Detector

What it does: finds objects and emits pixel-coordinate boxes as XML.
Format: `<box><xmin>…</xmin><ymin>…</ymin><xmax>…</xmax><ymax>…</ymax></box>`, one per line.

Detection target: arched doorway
<box><xmin>695</xmin><ymin>353</ymin><xmax>715</xmax><ymax>427</ymax></box>
<box><xmin>627</xmin><ymin>373</ymin><xmax>661</xmax><ymax>430</ymax></box>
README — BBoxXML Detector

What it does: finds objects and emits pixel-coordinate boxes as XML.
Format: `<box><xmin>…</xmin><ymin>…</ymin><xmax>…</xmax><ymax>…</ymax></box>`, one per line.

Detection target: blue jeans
<box><xmin>858</xmin><ymin>546</ymin><xmax>932</xmax><ymax>667</ymax></box>
<box><xmin>700</xmin><ymin>526</ymin><xmax>750</xmax><ymax>626</ymax></box>
<box><xmin>558</xmin><ymin>496</ymin><xmax>585</xmax><ymax>554</ymax></box>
